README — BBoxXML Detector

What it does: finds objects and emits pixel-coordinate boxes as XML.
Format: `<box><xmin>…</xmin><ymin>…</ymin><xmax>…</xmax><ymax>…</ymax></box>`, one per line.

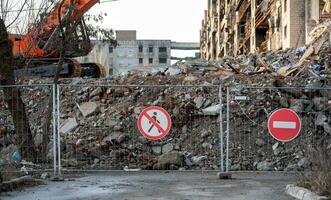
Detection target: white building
<box><xmin>78</xmin><ymin>30</ymin><xmax>171</xmax><ymax>76</ymax></box>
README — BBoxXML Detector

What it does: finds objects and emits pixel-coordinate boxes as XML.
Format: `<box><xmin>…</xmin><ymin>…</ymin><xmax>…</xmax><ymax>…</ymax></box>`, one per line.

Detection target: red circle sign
<box><xmin>138</xmin><ymin>106</ymin><xmax>171</xmax><ymax>140</ymax></box>
<box><xmin>267</xmin><ymin>108</ymin><xmax>301</xmax><ymax>142</ymax></box>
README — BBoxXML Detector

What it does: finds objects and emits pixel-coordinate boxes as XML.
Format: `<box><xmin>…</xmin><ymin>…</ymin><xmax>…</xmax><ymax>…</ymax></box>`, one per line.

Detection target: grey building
<box><xmin>77</xmin><ymin>30</ymin><xmax>171</xmax><ymax>76</ymax></box>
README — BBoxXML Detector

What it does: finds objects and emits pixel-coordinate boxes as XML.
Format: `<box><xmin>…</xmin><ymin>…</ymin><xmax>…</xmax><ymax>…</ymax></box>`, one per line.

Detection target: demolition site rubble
<box><xmin>0</xmin><ymin>40</ymin><xmax>330</xmax><ymax>173</ymax></box>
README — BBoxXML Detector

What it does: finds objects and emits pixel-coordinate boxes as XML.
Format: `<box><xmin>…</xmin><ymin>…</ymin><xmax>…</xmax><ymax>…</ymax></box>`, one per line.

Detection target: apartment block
<box><xmin>200</xmin><ymin>0</ymin><xmax>331</xmax><ymax>60</ymax></box>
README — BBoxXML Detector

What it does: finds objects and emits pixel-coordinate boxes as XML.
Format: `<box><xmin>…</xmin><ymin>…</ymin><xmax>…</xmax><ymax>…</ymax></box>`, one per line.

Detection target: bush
<box><xmin>302</xmin><ymin>143</ymin><xmax>331</xmax><ymax>197</ymax></box>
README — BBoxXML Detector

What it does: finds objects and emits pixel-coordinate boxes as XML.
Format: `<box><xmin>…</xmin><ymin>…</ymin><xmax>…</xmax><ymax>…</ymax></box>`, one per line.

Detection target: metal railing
<box><xmin>0</xmin><ymin>84</ymin><xmax>56</xmax><ymax>176</ymax></box>
<box><xmin>223</xmin><ymin>86</ymin><xmax>331</xmax><ymax>172</ymax></box>
<box><xmin>57</xmin><ymin>84</ymin><xmax>221</xmax><ymax>173</ymax></box>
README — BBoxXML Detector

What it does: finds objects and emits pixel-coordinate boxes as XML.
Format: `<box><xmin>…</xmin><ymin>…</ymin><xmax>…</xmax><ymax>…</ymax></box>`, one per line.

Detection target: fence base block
<box><xmin>217</xmin><ymin>172</ymin><xmax>232</xmax><ymax>179</ymax></box>
<box><xmin>50</xmin><ymin>175</ymin><xmax>64</xmax><ymax>182</ymax></box>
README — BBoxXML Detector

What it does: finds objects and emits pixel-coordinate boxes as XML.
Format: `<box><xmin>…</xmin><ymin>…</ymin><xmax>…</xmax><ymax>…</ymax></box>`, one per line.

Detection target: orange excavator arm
<box><xmin>9</xmin><ymin>0</ymin><xmax>100</xmax><ymax>58</ymax></box>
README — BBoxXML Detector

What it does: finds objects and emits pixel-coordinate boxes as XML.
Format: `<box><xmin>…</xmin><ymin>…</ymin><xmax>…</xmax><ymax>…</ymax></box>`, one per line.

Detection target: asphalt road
<box><xmin>0</xmin><ymin>171</ymin><xmax>298</xmax><ymax>200</ymax></box>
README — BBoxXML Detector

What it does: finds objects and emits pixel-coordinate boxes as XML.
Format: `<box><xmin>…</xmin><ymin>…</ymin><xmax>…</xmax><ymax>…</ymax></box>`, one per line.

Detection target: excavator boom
<box><xmin>10</xmin><ymin>0</ymin><xmax>99</xmax><ymax>58</ymax></box>
<box><xmin>9</xmin><ymin>0</ymin><xmax>109</xmax><ymax>78</ymax></box>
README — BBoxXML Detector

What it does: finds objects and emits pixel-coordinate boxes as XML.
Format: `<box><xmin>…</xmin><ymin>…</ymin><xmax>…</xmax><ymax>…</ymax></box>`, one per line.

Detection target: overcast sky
<box><xmin>89</xmin><ymin>0</ymin><xmax>208</xmax><ymax>42</ymax></box>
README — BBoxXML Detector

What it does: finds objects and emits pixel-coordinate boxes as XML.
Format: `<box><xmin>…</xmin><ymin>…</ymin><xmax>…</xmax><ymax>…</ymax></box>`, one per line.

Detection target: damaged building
<box><xmin>200</xmin><ymin>0</ymin><xmax>331</xmax><ymax>60</ymax></box>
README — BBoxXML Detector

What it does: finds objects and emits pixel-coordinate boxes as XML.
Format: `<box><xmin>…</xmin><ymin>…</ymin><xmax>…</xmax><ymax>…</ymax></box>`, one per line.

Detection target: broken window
<box><xmin>109</xmin><ymin>46</ymin><xmax>113</xmax><ymax>53</ymax></box>
<box><xmin>159</xmin><ymin>47</ymin><xmax>167</xmax><ymax>53</ymax></box>
<box><xmin>139</xmin><ymin>45</ymin><xmax>143</xmax><ymax>53</ymax></box>
<box><xmin>149</xmin><ymin>46</ymin><xmax>153</xmax><ymax>53</ymax></box>
<box><xmin>149</xmin><ymin>58</ymin><xmax>153</xmax><ymax>64</ymax></box>
<box><xmin>159</xmin><ymin>58</ymin><xmax>167</xmax><ymax>64</ymax></box>
<box><xmin>139</xmin><ymin>58</ymin><xmax>143</xmax><ymax>64</ymax></box>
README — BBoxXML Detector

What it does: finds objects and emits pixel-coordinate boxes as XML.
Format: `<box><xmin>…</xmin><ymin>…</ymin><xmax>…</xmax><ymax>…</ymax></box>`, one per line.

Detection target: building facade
<box><xmin>200</xmin><ymin>0</ymin><xmax>331</xmax><ymax>60</ymax></box>
<box><xmin>78</xmin><ymin>31</ymin><xmax>171</xmax><ymax>76</ymax></box>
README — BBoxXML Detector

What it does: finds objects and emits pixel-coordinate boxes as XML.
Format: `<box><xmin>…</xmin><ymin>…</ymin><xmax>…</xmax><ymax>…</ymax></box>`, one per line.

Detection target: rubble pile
<box><xmin>0</xmin><ymin>38</ymin><xmax>330</xmax><ymax>171</ymax></box>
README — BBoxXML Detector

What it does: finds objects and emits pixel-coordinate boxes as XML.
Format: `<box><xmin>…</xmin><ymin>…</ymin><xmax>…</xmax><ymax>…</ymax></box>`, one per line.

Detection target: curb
<box><xmin>285</xmin><ymin>184</ymin><xmax>329</xmax><ymax>200</ymax></box>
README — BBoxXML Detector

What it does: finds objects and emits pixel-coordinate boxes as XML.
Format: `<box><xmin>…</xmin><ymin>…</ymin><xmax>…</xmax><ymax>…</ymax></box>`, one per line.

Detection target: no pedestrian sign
<box><xmin>138</xmin><ymin>106</ymin><xmax>171</xmax><ymax>140</ymax></box>
<box><xmin>267</xmin><ymin>108</ymin><xmax>301</xmax><ymax>142</ymax></box>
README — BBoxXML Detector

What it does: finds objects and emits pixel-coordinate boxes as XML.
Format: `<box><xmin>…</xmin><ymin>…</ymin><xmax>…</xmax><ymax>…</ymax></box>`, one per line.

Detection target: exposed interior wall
<box><xmin>200</xmin><ymin>0</ymin><xmax>309</xmax><ymax>60</ymax></box>
<box><xmin>289</xmin><ymin>0</ymin><xmax>306</xmax><ymax>48</ymax></box>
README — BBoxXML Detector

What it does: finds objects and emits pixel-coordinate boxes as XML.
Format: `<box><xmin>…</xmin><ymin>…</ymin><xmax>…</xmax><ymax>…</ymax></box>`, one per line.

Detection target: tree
<box><xmin>0</xmin><ymin>0</ymin><xmax>36</xmax><ymax>160</ymax></box>
<box><xmin>1</xmin><ymin>0</ymin><xmax>117</xmax><ymax>163</ymax></box>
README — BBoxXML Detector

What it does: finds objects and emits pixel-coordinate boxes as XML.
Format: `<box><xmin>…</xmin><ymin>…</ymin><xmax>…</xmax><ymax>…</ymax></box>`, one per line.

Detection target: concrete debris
<box><xmin>156</xmin><ymin>152</ymin><xmax>184</xmax><ymax>170</ymax></box>
<box><xmin>257</xmin><ymin>160</ymin><xmax>274</xmax><ymax>171</ymax></box>
<box><xmin>201</xmin><ymin>104</ymin><xmax>220</xmax><ymax>116</ymax></box>
<box><xmin>0</xmin><ymin>43</ymin><xmax>330</xmax><ymax>172</ymax></box>
<box><xmin>60</xmin><ymin>118</ymin><xmax>78</xmax><ymax>135</ymax></box>
<box><xmin>40</xmin><ymin>172</ymin><xmax>50</xmax><ymax>180</ymax></box>
<box><xmin>79</xmin><ymin>102</ymin><xmax>100</xmax><ymax>117</ymax></box>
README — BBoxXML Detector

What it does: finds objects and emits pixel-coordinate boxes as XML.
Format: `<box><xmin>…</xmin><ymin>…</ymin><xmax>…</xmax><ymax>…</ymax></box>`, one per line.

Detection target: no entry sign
<box><xmin>267</xmin><ymin>108</ymin><xmax>301</xmax><ymax>142</ymax></box>
<box><xmin>138</xmin><ymin>106</ymin><xmax>171</xmax><ymax>140</ymax></box>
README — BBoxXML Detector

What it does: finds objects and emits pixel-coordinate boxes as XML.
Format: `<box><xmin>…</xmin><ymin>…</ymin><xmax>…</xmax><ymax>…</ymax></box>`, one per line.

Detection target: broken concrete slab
<box><xmin>79</xmin><ymin>102</ymin><xmax>100</xmax><ymax>117</ymax></box>
<box><xmin>60</xmin><ymin>118</ymin><xmax>78</xmax><ymax>135</ymax></box>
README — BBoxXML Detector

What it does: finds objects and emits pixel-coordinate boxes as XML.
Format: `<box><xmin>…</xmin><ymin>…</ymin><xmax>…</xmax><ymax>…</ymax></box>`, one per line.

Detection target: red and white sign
<box><xmin>138</xmin><ymin>106</ymin><xmax>171</xmax><ymax>140</ymax></box>
<box><xmin>267</xmin><ymin>108</ymin><xmax>301</xmax><ymax>142</ymax></box>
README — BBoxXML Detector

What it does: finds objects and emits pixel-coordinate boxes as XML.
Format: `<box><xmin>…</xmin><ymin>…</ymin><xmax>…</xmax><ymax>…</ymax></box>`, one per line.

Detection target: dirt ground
<box><xmin>0</xmin><ymin>171</ymin><xmax>298</xmax><ymax>200</ymax></box>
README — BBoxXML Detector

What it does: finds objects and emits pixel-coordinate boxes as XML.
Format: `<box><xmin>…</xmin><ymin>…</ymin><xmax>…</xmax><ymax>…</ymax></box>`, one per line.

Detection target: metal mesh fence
<box><xmin>58</xmin><ymin>84</ymin><xmax>221</xmax><ymax>172</ymax></box>
<box><xmin>0</xmin><ymin>84</ymin><xmax>55</xmax><ymax>176</ymax></box>
<box><xmin>226</xmin><ymin>86</ymin><xmax>331</xmax><ymax>172</ymax></box>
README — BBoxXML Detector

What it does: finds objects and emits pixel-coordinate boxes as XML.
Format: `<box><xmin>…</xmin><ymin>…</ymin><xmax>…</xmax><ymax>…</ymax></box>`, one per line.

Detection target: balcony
<box><xmin>237</xmin><ymin>0</ymin><xmax>251</xmax><ymax>22</ymax></box>
<box><xmin>255</xmin><ymin>0</ymin><xmax>275</xmax><ymax>28</ymax></box>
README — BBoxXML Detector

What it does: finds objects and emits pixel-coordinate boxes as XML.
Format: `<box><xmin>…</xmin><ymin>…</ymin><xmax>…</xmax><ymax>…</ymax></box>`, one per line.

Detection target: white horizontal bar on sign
<box><xmin>273</xmin><ymin>121</ymin><xmax>296</xmax><ymax>129</ymax></box>
<box><xmin>234</xmin><ymin>96</ymin><xmax>250</xmax><ymax>101</ymax></box>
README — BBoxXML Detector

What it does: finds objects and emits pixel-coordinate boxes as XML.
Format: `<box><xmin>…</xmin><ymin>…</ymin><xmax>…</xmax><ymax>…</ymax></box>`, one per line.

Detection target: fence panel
<box><xmin>226</xmin><ymin>86</ymin><xmax>331</xmax><ymax>171</ymax></box>
<box><xmin>0</xmin><ymin>84</ymin><xmax>56</xmax><ymax>176</ymax></box>
<box><xmin>58</xmin><ymin>84</ymin><xmax>221</xmax><ymax>172</ymax></box>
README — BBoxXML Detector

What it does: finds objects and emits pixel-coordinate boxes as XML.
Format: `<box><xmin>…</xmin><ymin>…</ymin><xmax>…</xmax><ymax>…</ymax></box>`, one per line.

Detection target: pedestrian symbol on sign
<box><xmin>148</xmin><ymin>112</ymin><xmax>161</xmax><ymax>133</ymax></box>
<box><xmin>138</xmin><ymin>106</ymin><xmax>172</xmax><ymax>140</ymax></box>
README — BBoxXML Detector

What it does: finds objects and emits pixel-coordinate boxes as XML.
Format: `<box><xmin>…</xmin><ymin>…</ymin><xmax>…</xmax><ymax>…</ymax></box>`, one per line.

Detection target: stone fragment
<box><xmin>41</xmin><ymin>172</ymin><xmax>49</xmax><ymax>179</ymax></box>
<box><xmin>315</xmin><ymin>113</ymin><xmax>327</xmax><ymax>126</ymax></box>
<box><xmin>290</xmin><ymin>99</ymin><xmax>304</xmax><ymax>113</ymax></box>
<box><xmin>34</xmin><ymin>133</ymin><xmax>43</xmax><ymax>147</ymax></box>
<box><xmin>255</xmin><ymin>138</ymin><xmax>265</xmax><ymax>147</ymax></box>
<box><xmin>90</xmin><ymin>87</ymin><xmax>102</xmax><ymax>97</ymax></box>
<box><xmin>162</xmin><ymin>143</ymin><xmax>173</xmax><ymax>154</ymax></box>
<box><xmin>157</xmin><ymin>152</ymin><xmax>184</xmax><ymax>167</ymax></box>
<box><xmin>194</xmin><ymin>96</ymin><xmax>205</xmax><ymax>109</ymax></box>
<box><xmin>201</xmin><ymin>104</ymin><xmax>220</xmax><ymax>115</ymax></box>
<box><xmin>191</xmin><ymin>156</ymin><xmax>208</xmax><ymax>164</ymax></box>
<box><xmin>313</xmin><ymin>97</ymin><xmax>327</xmax><ymax>111</ymax></box>
<box><xmin>60</xmin><ymin>118</ymin><xmax>78</xmax><ymax>135</ymax></box>
<box><xmin>257</xmin><ymin>160</ymin><xmax>274</xmax><ymax>171</ymax></box>
<box><xmin>102</xmin><ymin>132</ymin><xmax>125</xmax><ymax>145</ymax></box>
<box><xmin>79</xmin><ymin>102</ymin><xmax>99</xmax><ymax>117</ymax></box>
<box><xmin>152</xmin><ymin>146</ymin><xmax>162</xmax><ymax>155</ymax></box>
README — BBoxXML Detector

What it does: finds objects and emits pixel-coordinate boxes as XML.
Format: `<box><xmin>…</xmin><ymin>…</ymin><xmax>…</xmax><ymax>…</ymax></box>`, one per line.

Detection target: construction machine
<box><xmin>9</xmin><ymin>0</ymin><xmax>114</xmax><ymax>78</ymax></box>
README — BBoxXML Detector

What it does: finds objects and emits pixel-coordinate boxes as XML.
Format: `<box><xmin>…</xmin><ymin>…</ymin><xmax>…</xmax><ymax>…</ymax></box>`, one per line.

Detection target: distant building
<box><xmin>77</xmin><ymin>30</ymin><xmax>171</xmax><ymax>76</ymax></box>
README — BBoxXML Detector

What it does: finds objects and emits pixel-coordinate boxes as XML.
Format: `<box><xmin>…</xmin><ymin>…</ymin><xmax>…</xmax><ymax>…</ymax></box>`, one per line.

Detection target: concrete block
<box><xmin>217</xmin><ymin>172</ymin><xmax>232</xmax><ymax>179</ymax></box>
<box><xmin>285</xmin><ymin>184</ymin><xmax>329</xmax><ymax>200</ymax></box>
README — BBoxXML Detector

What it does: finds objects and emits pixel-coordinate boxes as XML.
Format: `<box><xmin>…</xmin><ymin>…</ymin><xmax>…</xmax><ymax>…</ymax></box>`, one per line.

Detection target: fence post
<box><xmin>52</xmin><ymin>84</ymin><xmax>57</xmax><ymax>175</ymax></box>
<box><xmin>57</xmin><ymin>85</ymin><xmax>61</xmax><ymax>175</ymax></box>
<box><xmin>226</xmin><ymin>87</ymin><xmax>230</xmax><ymax>173</ymax></box>
<box><xmin>219</xmin><ymin>85</ymin><xmax>224</xmax><ymax>172</ymax></box>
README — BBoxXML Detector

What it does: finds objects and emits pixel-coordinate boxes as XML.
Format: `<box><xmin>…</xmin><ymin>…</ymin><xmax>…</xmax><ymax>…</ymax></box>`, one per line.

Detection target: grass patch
<box><xmin>301</xmin><ymin>143</ymin><xmax>331</xmax><ymax>197</ymax></box>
